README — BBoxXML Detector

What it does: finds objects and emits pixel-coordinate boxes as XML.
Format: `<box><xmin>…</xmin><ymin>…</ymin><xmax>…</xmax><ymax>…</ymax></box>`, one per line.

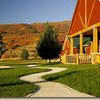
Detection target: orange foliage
<box><xmin>0</xmin><ymin>21</ymin><xmax>71</xmax><ymax>59</ymax></box>
<box><xmin>1</xmin><ymin>52</ymin><xmax>10</xmax><ymax>59</ymax></box>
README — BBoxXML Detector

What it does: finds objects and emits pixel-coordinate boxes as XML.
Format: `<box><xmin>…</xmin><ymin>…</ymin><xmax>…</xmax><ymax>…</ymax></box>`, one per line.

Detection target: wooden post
<box><xmin>61</xmin><ymin>53</ymin><xmax>67</xmax><ymax>64</ymax></box>
<box><xmin>91</xmin><ymin>27</ymin><xmax>98</xmax><ymax>64</ymax></box>
<box><xmin>90</xmin><ymin>41</ymin><xmax>93</xmax><ymax>53</ymax></box>
<box><xmin>93</xmin><ymin>27</ymin><xmax>98</xmax><ymax>53</ymax></box>
<box><xmin>76</xmin><ymin>54</ymin><xmax>79</xmax><ymax>64</ymax></box>
<box><xmin>80</xmin><ymin>34</ymin><xmax>83</xmax><ymax>54</ymax></box>
<box><xmin>70</xmin><ymin>37</ymin><xmax>73</xmax><ymax>55</ymax></box>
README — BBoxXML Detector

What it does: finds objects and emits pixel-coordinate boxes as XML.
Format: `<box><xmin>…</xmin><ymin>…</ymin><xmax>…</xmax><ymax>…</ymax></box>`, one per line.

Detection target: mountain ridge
<box><xmin>0</xmin><ymin>20</ymin><xmax>71</xmax><ymax>59</ymax></box>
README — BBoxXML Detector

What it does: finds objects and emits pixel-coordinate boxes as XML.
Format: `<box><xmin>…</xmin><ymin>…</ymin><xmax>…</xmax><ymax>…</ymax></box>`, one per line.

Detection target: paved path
<box><xmin>0</xmin><ymin>66</ymin><xmax>11</xmax><ymax>69</ymax></box>
<box><xmin>20</xmin><ymin>66</ymin><xmax>94</xmax><ymax>97</ymax></box>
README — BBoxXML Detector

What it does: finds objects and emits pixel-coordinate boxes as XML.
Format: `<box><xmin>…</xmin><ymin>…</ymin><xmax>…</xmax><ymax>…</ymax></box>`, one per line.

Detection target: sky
<box><xmin>0</xmin><ymin>0</ymin><xmax>77</xmax><ymax>24</ymax></box>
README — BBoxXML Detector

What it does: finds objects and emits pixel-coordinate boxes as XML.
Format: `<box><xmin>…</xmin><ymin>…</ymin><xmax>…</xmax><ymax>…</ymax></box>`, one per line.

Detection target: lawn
<box><xmin>1</xmin><ymin>59</ymin><xmax>100</xmax><ymax>97</ymax></box>
<box><xmin>0</xmin><ymin>60</ymin><xmax>49</xmax><ymax>98</ymax></box>
<box><xmin>42</xmin><ymin>64</ymin><xmax>100</xmax><ymax>97</ymax></box>
<box><xmin>0</xmin><ymin>59</ymin><xmax>46</xmax><ymax>66</ymax></box>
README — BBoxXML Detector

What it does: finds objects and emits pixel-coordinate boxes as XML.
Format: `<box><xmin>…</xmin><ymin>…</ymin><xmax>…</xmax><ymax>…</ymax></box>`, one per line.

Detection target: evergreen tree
<box><xmin>0</xmin><ymin>32</ymin><xmax>6</xmax><ymax>58</ymax></box>
<box><xmin>36</xmin><ymin>24</ymin><xmax>62</xmax><ymax>61</ymax></box>
<box><xmin>20</xmin><ymin>49</ymin><xmax>29</xmax><ymax>60</ymax></box>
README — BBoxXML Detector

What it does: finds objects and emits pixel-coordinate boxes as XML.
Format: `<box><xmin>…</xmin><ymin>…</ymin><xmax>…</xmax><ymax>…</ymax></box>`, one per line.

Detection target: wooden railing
<box><xmin>66</xmin><ymin>54</ymin><xmax>92</xmax><ymax>64</ymax></box>
<box><xmin>91</xmin><ymin>53</ymin><xmax>100</xmax><ymax>64</ymax></box>
<box><xmin>66</xmin><ymin>55</ymin><xmax>76</xmax><ymax>64</ymax></box>
<box><xmin>78</xmin><ymin>54</ymin><xmax>91</xmax><ymax>64</ymax></box>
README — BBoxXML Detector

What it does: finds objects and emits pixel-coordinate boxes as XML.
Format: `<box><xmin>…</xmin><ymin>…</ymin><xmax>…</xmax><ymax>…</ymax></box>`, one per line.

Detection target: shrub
<box><xmin>20</xmin><ymin>49</ymin><xmax>29</xmax><ymax>60</ymax></box>
<box><xmin>0</xmin><ymin>32</ymin><xmax>6</xmax><ymax>58</ymax></box>
<box><xmin>36</xmin><ymin>24</ymin><xmax>62</xmax><ymax>62</ymax></box>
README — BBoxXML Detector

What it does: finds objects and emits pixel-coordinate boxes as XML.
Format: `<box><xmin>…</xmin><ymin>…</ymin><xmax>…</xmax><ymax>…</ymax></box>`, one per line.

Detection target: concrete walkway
<box><xmin>20</xmin><ymin>65</ymin><xmax>94</xmax><ymax>97</ymax></box>
<box><xmin>0</xmin><ymin>66</ymin><xmax>11</xmax><ymax>69</ymax></box>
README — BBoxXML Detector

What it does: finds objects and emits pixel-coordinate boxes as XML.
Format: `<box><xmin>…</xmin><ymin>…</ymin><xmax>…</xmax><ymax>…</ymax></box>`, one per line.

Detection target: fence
<box><xmin>66</xmin><ymin>54</ymin><xmax>92</xmax><ymax>64</ymax></box>
<box><xmin>78</xmin><ymin>54</ymin><xmax>91</xmax><ymax>64</ymax></box>
<box><xmin>66</xmin><ymin>55</ymin><xmax>77</xmax><ymax>64</ymax></box>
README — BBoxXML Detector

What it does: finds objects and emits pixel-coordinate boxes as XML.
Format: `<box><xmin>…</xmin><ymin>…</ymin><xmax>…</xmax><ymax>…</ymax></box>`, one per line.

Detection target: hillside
<box><xmin>0</xmin><ymin>21</ymin><xmax>71</xmax><ymax>59</ymax></box>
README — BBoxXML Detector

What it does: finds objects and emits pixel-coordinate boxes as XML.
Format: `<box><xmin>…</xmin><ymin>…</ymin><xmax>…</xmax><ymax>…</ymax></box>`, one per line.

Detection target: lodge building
<box><xmin>61</xmin><ymin>0</ymin><xmax>100</xmax><ymax>64</ymax></box>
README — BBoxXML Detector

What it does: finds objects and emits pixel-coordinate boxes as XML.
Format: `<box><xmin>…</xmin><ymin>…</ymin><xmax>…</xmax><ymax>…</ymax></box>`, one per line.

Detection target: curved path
<box><xmin>20</xmin><ymin>66</ymin><xmax>94</xmax><ymax>97</ymax></box>
<box><xmin>0</xmin><ymin>66</ymin><xmax>11</xmax><ymax>69</ymax></box>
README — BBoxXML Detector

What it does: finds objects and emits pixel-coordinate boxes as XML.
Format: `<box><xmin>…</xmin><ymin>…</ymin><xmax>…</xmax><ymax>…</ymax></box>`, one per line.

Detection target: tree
<box><xmin>0</xmin><ymin>32</ymin><xmax>6</xmax><ymax>58</ymax></box>
<box><xmin>36</xmin><ymin>24</ymin><xmax>62</xmax><ymax>62</ymax></box>
<box><xmin>20</xmin><ymin>49</ymin><xmax>29</xmax><ymax>60</ymax></box>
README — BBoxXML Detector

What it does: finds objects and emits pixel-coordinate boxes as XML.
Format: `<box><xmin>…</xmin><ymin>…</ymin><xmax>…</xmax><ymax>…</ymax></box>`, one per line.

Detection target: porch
<box><xmin>62</xmin><ymin>22</ymin><xmax>100</xmax><ymax>64</ymax></box>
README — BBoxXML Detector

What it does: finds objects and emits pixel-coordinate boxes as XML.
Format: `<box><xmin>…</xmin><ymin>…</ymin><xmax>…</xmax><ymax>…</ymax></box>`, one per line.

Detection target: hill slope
<box><xmin>0</xmin><ymin>21</ymin><xmax>71</xmax><ymax>59</ymax></box>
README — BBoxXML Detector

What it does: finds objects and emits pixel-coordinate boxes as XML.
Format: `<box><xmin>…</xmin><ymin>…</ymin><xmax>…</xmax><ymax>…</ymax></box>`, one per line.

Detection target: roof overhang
<box><xmin>69</xmin><ymin>22</ymin><xmax>100</xmax><ymax>38</ymax></box>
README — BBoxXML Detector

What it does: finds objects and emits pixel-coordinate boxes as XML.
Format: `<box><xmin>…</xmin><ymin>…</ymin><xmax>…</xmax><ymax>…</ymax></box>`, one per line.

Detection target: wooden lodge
<box><xmin>61</xmin><ymin>0</ymin><xmax>100</xmax><ymax>64</ymax></box>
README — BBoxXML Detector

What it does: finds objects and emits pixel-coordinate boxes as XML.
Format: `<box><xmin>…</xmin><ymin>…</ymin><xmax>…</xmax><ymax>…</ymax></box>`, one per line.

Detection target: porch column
<box><xmin>90</xmin><ymin>41</ymin><xmax>93</xmax><ymax>53</ymax></box>
<box><xmin>80</xmin><ymin>34</ymin><xmax>83</xmax><ymax>54</ymax></box>
<box><xmin>70</xmin><ymin>37</ymin><xmax>73</xmax><ymax>55</ymax></box>
<box><xmin>93</xmin><ymin>27</ymin><xmax>98</xmax><ymax>53</ymax></box>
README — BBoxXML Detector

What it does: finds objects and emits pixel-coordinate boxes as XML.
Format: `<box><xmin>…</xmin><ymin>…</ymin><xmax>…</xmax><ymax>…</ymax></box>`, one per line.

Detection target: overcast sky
<box><xmin>0</xmin><ymin>0</ymin><xmax>77</xmax><ymax>24</ymax></box>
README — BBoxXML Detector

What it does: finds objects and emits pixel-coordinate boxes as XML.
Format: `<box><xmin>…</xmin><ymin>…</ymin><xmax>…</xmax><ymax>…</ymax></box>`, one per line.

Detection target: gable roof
<box><xmin>69</xmin><ymin>0</ymin><xmax>100</xmax><ymax>35</ymax></box>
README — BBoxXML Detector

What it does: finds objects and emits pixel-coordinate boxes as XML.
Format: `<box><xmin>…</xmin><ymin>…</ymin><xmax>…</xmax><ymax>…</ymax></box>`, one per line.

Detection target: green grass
<box><xmin>0</xmin><ymin>60</ymin><xmax>49</xmax><ymax>97</ymax></box>
<box><xmin>43</xmin><ymin>64</ymin><xmax>100</xmax><ymax>97</ymax></box>
<box><xmin>1</xmin><ymin>59</ymin><xmax>100</xmax><ymax>97</ymax></box>
<box><xmin>0</xmin><ymin>59</ymin><xmax>46</xmax><ymax>66</ymax></box>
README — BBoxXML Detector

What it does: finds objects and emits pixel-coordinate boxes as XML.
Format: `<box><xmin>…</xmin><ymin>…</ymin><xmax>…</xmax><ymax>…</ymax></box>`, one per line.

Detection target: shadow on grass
<box><xmin>43</xmin><ymin>70</ymin><xmax>79</xmax><ymax>81</ymax></box>
<box><xmin>41</xmin><ymin>62</ymin><xmax>61</xmax><ymax>66</ymax></box>
<box><xmin>0</xmin><ymin>68</ymin><xmax>14</xmax><ymax>70</ymax></box>
<box><xmin>0</xmin><ymin>82</ymin><xmax>30</xmax><ymax>87</ymax></box>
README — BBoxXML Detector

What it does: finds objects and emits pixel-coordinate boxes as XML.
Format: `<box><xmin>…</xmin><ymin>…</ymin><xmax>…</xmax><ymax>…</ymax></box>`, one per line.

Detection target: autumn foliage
<box><xmin>0</xmin><ymin>21</ymin><xmax>71</xmax><ymax>59</ymax></box>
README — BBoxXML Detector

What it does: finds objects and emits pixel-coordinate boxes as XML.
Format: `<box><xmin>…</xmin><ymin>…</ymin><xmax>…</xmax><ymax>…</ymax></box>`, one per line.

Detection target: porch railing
<box><xmin>91</xmin><ymin>53</ymin><xmax>100</xmax><ymax>64</ymax></box>
<box><xmin>78</xmin><ymin>54</ymin><xmax>91</xmax><ymax>64</ymax></box>
<box><xmin>66</xmin><ymin>55</ymin><xmax>76</xmax><ymax>64</ymax></box>
<box><xmin>66</xmin><ymin>54</ymin><xmax>92</xmax><ymax>64</ymax></box>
